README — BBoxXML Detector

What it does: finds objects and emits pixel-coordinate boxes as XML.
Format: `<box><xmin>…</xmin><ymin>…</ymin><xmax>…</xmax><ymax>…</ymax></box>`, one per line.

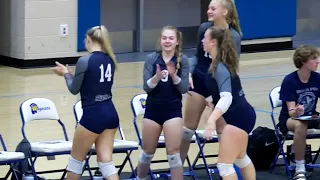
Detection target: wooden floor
<box><xmin>1</xmin><ymin>50</ymin><xmax>320</xmax><ymax>179</ymax></box>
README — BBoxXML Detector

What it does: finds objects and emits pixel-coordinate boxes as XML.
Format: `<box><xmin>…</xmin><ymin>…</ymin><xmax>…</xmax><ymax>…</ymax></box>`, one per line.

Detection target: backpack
<box><xmin>246</xmin><ymin>126</ymin><xmax>281</xmax><ymax>170</ymax></box>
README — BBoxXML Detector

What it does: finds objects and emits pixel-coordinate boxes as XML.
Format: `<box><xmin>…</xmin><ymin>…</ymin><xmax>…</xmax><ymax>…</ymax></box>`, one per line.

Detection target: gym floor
<box><xmin>1</xmin><ymin>49</ymin><xmax>320</xmax><ymax>179</ymax></box>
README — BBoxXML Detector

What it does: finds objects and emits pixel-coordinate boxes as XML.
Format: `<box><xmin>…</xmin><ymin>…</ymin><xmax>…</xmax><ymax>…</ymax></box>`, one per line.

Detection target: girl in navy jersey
<box><xmin>52</xmin><ymin>25</ymin><xmax>120</xmax><ymax>180</ymax></box>
<box><xmin>278</xmin><ymin>45</ymin><xmax>320</xmax><ymax>179</ymax></box>
<box><xmin>180</xmin><ymin>0</ymin><xmax>242</xmax><ymax>164</ymax></box>
<box><xmin>136</xmin><ymin>26</ymin><xmax>189</xmax><ymax>180</ymax></box>
<box><xmin>202</xmin><ymin>26</ymin><xmax>256</xmax><ymax>179</ymax></box>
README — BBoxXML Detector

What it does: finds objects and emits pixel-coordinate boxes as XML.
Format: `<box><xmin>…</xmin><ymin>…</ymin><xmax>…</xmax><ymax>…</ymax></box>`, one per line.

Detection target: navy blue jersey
<box><xmin>279</xmin><ymin>71</ymin><xmax>320</xmax><ymax>119</ymax></box>
<box><xmin>143</xmin><ymin>52</ymin><xmax>190</xmax><ymax>104</ymax></box>
<box><xmin>206</xmin><ymin>62</ymin><xmax>246</xmax><ymax>110</ymax></box>
<box><xmin>189</xmin><ymin>22</ymin><xmax>241</xmax><ymax>77</ymax></box>
<box><xmin>64</xmin><ymin>51</ymin><xmax>116</xmax><ymax>108</ymax></box>
<box><xmin>205</xmin><ymin>62</ymin><xmax>255</xmax><ymax>133</ymax></box>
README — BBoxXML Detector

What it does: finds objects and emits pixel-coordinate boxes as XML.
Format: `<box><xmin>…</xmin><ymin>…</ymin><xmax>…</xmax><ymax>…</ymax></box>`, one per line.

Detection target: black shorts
<box><xmin>189</xmin><ymin>71</ymin><xmax>211</xmax><ymax>98</ymax></box>
<box><xmin>80</xmin><ymin>100</ymin><xmax>119</xmax><ymax>134</ymax></box>
<box><xmin>144</xmin><ymin>100</ymin><xmax>182</xmax><ymax>126</ymax></box>
<box><xmin>223</xmin><ymin>102</ymin><xmax>256</xmax><ymax>134</ymax></box>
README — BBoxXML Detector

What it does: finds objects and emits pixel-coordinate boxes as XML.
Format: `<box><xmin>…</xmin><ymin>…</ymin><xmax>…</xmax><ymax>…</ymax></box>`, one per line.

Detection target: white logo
<box><xmin>297</xmin><ymin>91</ymin><xmax>316</xmax><ymax>113</ymax></box>
<box><xmin>265</xmin><ymin>142</ymin><xmax>275</xmax><ymax>146</ymax></box>
<box><xmin>161</xmin><ymin>70</ymin><xmax>169</xmax><ymax>82</ymax></box>
<box><xmin>204</xmin><ymin>52</ymin><xmax>212</xmax><ymax>59</ymax></box>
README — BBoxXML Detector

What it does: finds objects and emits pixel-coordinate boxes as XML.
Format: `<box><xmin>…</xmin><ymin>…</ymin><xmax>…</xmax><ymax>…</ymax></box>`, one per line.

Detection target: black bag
<box><xmin>11</xmin><ymin>138</ymin><xmax>32</xmax><ymax>180</ymax></box>
<box><xmin>247</xmin><ymin>126</ymin><xmax>281</xmax><ymax>170</ymax></box>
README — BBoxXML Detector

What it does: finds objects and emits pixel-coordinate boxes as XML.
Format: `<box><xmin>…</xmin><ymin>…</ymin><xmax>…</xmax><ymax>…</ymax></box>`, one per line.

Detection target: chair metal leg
<box><xmin>195</xmin><ymin>134</ymin><xmax>213</xmax><ymax>180</ymax></box>
<box><xmin>186</xmin><ymin>155</ymin><xmax>197</xmax><ymax>180</ymax></box>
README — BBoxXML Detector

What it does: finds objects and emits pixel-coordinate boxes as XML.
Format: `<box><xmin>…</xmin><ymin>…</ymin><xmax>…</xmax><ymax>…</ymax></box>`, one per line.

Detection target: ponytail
<box><xmin>175</xmin><ymin>31</ymin><xmax>183</xmax><ymax>72</ymax></box>
<box><xmin>100</xmin><ymin>26</ymin><xmax>118</xmax><ymax>70</ymax></box>
<box><xmin>208</xmin><ymin>28</ymin><xmax>238</xmax><ymax>76</ymax></box>
<box><xmin>221</xmin><ymin>0</ymin><xmax>242</xmax><ymax>36</ymax></box>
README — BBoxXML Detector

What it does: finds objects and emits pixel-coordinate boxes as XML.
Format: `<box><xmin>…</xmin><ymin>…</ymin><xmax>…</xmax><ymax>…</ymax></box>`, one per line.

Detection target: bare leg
<box><xmin>136</xmin><ymin>119</ymin><xmax>162</xmax><ymax>179</ymax></box>
<box><xmin>95</xmin><ymin>128</ymin><xmax>119</xmax><ymax>180</ymax></box>
<box><xmin>163</xmin><ymin>118</ymin><xmax>184</xmax><ymax>180</ymax></box>
<box><xmin>217</xmin><ymin>125</ymin><xmax>255</xmax><ymax>180</ymax></box>
<box><xmin>66</xmin><ymin>125</ymin><xmax>99</xmax><ymax>180</ymax></box>
<box><xmin>180</xmin><ymin>91</ymin><xmax>206</xmax><ymax>164</ymax></box>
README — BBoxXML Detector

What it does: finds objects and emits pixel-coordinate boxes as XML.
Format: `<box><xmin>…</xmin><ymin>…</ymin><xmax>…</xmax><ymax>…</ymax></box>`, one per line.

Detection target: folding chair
<box><xmin>19</xmin><ymin>98</ymin><xmax>73</xmax><ymax>180</ymax></box>
<box><xmin>0</xmin><ymin>133</ymin><xmax>26</xmax><ymax>179</ymax></box>
<box><xmin>191</xmin><ymin>130</ymin><xmax>219</xmax><ymax>180</ymax></box>
<box><xmin>268</xmin><ymin>86</ymin><xmax>320</xmax><ymax>178</ymax></box>
<box><xmin>130</xmin><ymin>93</ymin><xmax>196</xmax><ymax>180</ymax></box>
<box><xmin>73</xmin><ymin>100</ymin><xmax>139</xmax><ymax>179</ymax></box>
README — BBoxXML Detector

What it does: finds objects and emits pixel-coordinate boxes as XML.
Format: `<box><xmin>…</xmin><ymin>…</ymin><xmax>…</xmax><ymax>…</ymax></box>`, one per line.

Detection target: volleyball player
<box><xmin>52</xmin><ymin>25</ymin><xmax>120</xmax><ymax>180</ymax></box>
<box><xmin>277</xmin><ymin>45</ymin><xmax>320</xmax><ymax>179</ymax></box>
<box><xmin>201</xmin><ymin>26</ymin><xmax>256</xmax><ymax>180</ymax></box>
<box><xmin>136</xmin><ymin>26</ymin><xmax>189</xmax><ymax>180</ymax></box>
<box><xmin>180</xmin><ymin>0</ymin><xmax>242</xmax><ymax>164</ymax></box>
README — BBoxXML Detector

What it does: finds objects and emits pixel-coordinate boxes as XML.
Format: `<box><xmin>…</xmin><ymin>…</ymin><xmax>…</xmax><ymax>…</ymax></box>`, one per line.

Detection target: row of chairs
<box><xmin>2</xmin><ymin>85</ymin><xmax>319</xmax><ymax>179</ymax></box>
<box><xmin>0</xmin><ymin>94</ymin><xmax>221</xmax><ymax>180</ymax></box>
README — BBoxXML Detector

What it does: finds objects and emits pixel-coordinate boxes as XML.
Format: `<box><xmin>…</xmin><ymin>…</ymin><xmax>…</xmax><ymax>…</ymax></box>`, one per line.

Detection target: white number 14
<box><xmin>99</xmin><ymin>63</ymin><xmax>112</xmax><ymax>82</ymax></box>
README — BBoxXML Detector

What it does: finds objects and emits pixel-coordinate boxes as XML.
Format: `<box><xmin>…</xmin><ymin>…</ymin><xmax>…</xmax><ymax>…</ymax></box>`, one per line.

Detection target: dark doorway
<box><xmin>201</xmin><ymin>0</ymin><xmax>211</xmax><ymax>23</ymax></box>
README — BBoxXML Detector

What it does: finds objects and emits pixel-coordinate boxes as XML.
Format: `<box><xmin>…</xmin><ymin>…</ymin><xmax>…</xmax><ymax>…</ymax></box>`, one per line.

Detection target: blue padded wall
<box><xmin>77</xmin><ymin>0</ymin><xmax>100</xmax><ymax>51</ymax></box>
<box><xmin>235</xmin><ymin>0</ymin><xmax>296</xmax><ymax>40</ymax></box>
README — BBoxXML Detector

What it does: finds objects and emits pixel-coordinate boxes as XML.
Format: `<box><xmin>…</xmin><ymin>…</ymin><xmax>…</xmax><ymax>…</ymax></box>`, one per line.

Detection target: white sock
<box><xmin>295</xmin><ymin>160</ymin><xmax>305</xmax><ymax>172</ymax></box>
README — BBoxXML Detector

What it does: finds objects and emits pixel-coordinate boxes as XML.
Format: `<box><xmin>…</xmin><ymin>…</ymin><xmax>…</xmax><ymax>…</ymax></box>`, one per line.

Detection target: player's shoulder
<box><xmin>281</xmin><ymin>71</ymin><xmax>298</xmax><ymax>87</ymax></box>
<box><xmin>311</xmin><ymin>71</ymin><xmax>320</xmax><ymax>80</ymax></box>
<box><xmin>198</xmin><ymin>22</ymin><xmax>213</xmax><ymax>34</ymax></box>
<box><xmin>214</xmin><ymin>62</ymin><xmax>230</xmax><ymax>77</ymax></box>
<box><xmin>283</xmin><ymin>71</ymin><xmax>297</xmax><ymax>81</ymax></box>
<box><xmin>146</xmin><ymin>52</ymin><xmax>160</xmax><ymax>63</ymax></box>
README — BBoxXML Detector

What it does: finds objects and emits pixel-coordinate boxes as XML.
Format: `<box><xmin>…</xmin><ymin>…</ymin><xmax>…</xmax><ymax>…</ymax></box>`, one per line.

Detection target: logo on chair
<box><xmin>30</xmin><ymin>103</ymin><xmax>50</xmax><ymax>114</ymax></box>
<box><xmin>139</xmin><ymin>98</ymin><xmax>146</xmax><ymax>109</ymax></box>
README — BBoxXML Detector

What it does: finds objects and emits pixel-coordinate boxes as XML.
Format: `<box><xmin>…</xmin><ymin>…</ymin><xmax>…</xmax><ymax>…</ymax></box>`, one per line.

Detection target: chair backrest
<box><xmin>20</xmin><ymin>98</ymin><xmax>60</xmax><ymax>123</ymax></box>
<box><xmin>19</xmin><ymin>98</ymin><xmax>68</xmax><ymax>140</ymax></box>
<box><xmin>269</xmin><ymin>86</ymin><xmax>282</xmax><ymax>109</ymax></box>
<box><xmin>130</xmin><ymin>93</ymin><xmax>148</xmax><ymax>117</ymax></box>
<box><xmin>73</xmin><ymin>100</ymin><xmax>83</xmax><ymax>123</ymax></box>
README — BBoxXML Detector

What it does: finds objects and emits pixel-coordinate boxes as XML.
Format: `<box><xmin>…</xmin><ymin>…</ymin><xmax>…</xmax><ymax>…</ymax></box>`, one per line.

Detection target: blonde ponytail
<box><xmin>220</xmin><ymin>0</ymin><xmax>242</xmax><ymax>36</ymax></box>
<box><xmin>99</xmin><ymin>26</ymin><xmax>118</xmax><ymax>70</ymax></box>
<box><xmin>175</xmin><ymin>31</ymin><xmax>183</xmax><ymax>71</ymax></box>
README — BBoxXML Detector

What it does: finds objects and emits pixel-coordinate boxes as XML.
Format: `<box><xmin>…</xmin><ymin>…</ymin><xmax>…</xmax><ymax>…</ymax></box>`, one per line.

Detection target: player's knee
<box><xmin>182</xmin><ymin>126</ymin><xmax>195</xmax><ymax>141</ymax></box>
<box><xmin>98</xmin><ymin>161</ymin><xmax>118</xmax><ymax>178</ymax></box>
<box><xmin>288</xmin><ymin>118</ymin><xmax>307</xmax><ymax>132</ymax></box>
<box><xmin>138</xmin><ymin>150</ymin><xmax>154</xmax><ymax>165</ymax></box>
<box><xmin>234</xmin><ymin>154</ymin><xmax>252</xmax><ymax>168</ymax></box>
<box><xmin>167</xmin><ymin>153</ymin><xmax>182</xmax><ymax>169</ymax></box>
<box><xmin>66</xmin><ymin>156</ymin><xmax>84</xmax><ymax>175</ymax></box>
<box><xmin>217</xmin><ymin>163</ymin><xmax>235</xmax><ymax>177</ymax></box>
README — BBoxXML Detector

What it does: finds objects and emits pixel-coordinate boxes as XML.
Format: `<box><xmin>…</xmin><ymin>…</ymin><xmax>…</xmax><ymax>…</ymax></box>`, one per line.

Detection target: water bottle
<box><xmin>93</xmin><ymin>169</ymin><xmax>103</xmax><ymax>180</ymax></box>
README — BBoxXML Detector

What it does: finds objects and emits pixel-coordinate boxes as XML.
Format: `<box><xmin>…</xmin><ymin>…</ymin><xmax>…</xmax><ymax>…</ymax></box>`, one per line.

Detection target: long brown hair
<box><xmin>156</xmin><ymin>26</ymin><xmax>183</xmax><ymax>71</ymax></box>
<box><xmin>86</xmin><ymin>25</ymin><xmax>118</xmax><ymax>69</ymax></box>
<box><xmin>208</xmin><ymin>26</ymin><xmax>239</xmax><ymax>76</ymax></box>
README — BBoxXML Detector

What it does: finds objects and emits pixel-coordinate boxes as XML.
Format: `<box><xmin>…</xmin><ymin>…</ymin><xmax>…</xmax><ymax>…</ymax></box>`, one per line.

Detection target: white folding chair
<box><xmin>73</xmin><ymin>100</ymin><xmax>139</xmax><ymax>179</ymax></box>
<box><xmin>268</xmin><ymin>86</ymin><xmax>320</xmax><ymax>178</ymax></box>
<box><xmin>130</xmin><ymin>93</ymin><xmax>196</xmax><ymax>180</ymax></box>
<box><xmin>19</xmin><ymin>98</ymin><xmax>72</xmax><ymax>180</ymax></box>
<box><xmin>0</xmin><ymin>133</ymin><xmax>26</xmax><ymax>179</ymax></box>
